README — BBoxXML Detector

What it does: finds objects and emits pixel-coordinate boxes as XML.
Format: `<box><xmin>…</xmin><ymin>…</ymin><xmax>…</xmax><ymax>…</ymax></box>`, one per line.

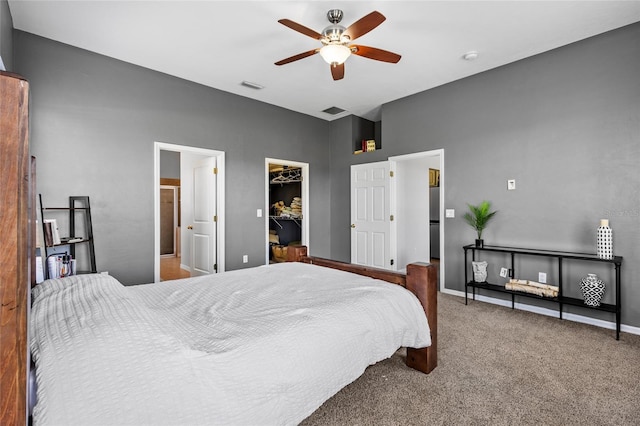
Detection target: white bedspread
<box><xmin>30</xmin><ymin>262</ymin><xmax>430</xmax><ymax>426</ymax></box>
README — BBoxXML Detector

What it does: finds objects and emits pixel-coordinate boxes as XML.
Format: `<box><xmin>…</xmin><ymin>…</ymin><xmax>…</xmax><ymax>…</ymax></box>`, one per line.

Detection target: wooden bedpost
<box><xmin>0</xmin><ymin>72</ymin><xmax>31</xmax><ymax>426</ymax></box>
<box><xmin>405</xmin><ymin>262</ymin><xmax>438</xmax><ymax>374</ymax></box>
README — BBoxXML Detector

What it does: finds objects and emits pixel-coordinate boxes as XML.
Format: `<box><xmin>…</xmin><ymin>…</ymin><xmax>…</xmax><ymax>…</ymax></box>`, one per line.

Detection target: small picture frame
<box><xmin>429</xmin><ymin>168</ymin><xmax>440</xmax><ymax>187</ymax></box>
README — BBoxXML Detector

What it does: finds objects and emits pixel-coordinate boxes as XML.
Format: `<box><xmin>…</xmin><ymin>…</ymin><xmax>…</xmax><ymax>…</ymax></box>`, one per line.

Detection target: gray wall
<box><xmin>160</xmin><ymin>150</ymin><xmax>180</xmax><ymax>180</ymax></box>
<box><xmin>14</xmin><ymin>31</ymin><xmax>331</xmax><ymax>285</ymax></box>
<box><xmin>13</xmin><ymin>22</ymin><xmax>640</xmax><ymax>329</ymax></box>
<box><xmin>329</xmin><ymin>116</ymin><xmax>393</xmax><ymax>262</ymax></box>
<box><xmin>0</xmin><ymin>0</ymin><xmax>12</xmax><ymax>71</ymax></box>
<box><xmin>331</xmin><ymin>23</ymin><xmax>640</xmax><ymax>328</ymax></box>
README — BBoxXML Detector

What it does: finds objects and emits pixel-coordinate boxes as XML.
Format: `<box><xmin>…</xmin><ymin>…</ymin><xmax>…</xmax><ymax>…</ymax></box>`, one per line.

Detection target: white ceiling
<box><xmin>8</xmin><ymin>1</ymin><xmax>640</xmax><ymax>121</ymax></box>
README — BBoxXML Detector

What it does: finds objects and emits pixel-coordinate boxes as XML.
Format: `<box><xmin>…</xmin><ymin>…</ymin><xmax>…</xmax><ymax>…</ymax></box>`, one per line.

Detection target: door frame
<box><xmin>388</xmin><ymin>149</ymin><xmax>446</xmax><ymax>291</ymax></box>
<box><xmin>154</xmin><ymin>141</ymin><xmax>226</xmax><ymax>282</ymax></box>
<box><xmin>264</xmin><ymin>158</ymin><xmax>310</xmax><ymax>264</ymax></box>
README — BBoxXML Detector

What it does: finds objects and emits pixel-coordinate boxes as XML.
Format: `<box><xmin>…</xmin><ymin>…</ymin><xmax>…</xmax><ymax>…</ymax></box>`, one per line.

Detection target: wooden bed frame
<box><xmin>287</xmin><ymin>245</ymin><xmax>437</xmax><ymax>374</ymax></box>
<box><xmin>2</xmin><ymin>219</ymin><xmax>437</xmax><ymax>426</ymax></box>
<box><xmin>1</xmin><ymin>71</ymin><xmax>32</xmax><ymax>426</ymax></box>
<box><xmin>2</xmin><ymin>70</ymin><xmax>436</xmax><ymax>425</ymax></box>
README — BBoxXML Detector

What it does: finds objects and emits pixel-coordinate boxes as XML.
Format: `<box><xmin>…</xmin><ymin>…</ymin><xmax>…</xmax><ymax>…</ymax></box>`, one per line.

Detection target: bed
<box><xmin>29</xmin><ymin>246</ymin><xmax>437</xmax><ymax>425</ymax></box>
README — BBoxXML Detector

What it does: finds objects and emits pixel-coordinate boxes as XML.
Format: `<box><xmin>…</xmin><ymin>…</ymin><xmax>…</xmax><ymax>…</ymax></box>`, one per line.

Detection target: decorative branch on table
<box><xmin>506</xmin><ymin>278</ymin><xmax>559</xmax><ymax>298</ymax></box>
<box><xmin>463</xmin><ymin>200</ymin><xmax>497</xmax><ymax>247</ymax></box>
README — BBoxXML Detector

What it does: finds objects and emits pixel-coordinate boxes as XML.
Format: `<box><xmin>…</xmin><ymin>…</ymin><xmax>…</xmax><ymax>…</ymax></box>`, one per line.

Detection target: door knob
<box><xmin>187</xmin><ymin>225</ymin><xmax>193</xmax><ymax>230</ymax></box>
<box><xmin>350</xmin><ymin>224</ymin><xmax>355</xmax><ymax>228</ymax></box>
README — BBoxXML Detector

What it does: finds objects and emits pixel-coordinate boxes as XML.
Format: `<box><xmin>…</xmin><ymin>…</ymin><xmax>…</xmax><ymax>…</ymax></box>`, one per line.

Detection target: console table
<box><xmin>463</xmin><ymin>244</ymin><xmax>623</xmax><ymax>339</ymax></box>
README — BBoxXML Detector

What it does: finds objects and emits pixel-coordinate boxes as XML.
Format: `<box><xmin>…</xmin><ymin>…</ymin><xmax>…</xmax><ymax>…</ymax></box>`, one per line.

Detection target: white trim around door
<box><xmin>388</xmin><ymin>149</ymin><xmax>445</xmax><ymax>292</ymax></box>
<box><xmin>264</xmin><ymin>158</ymin><xmax>310</xmax><ymax>265</ymax></box>
<box><xmin>154</xmin><ymin>142</ymin><xmax>226</xmax><ymax>282</ymax></box>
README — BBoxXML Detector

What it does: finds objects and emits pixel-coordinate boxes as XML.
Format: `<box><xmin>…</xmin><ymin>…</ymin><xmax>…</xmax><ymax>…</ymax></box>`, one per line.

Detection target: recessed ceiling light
<box><xmin>241</xmin><ymin>80</ymin><xmax>264</xmax><ymax>90</ymax></box>
<box><xmin>462</xmin><ymin>51</ymin><xmax>479</xmax><ymax>61</ymax></box>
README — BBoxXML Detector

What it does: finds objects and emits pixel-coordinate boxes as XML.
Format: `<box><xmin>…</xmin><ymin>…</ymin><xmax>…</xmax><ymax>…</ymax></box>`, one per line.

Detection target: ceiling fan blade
<box><xmin>275</xmin><ymin>49</ymin><xmax>319</xmax><ymax>66</ymax></box>
<box><xmin>331</xmin><ymin>63</ymin><xmax>345</xmax><ymax>80</ymax></box>
<box><xmin>343</xmin><ymin>11</ymin><xmax>386</xmax><ymax>41</ymax></box>
<box><xmin>351</xmin><ymin>45</ymin><xmax>401</xmax><ymax>63</ymax></box>
<box><xmin>278</xmin><ymin>19</ymin><xmax>323</xmax><ymax>40</ymax></box>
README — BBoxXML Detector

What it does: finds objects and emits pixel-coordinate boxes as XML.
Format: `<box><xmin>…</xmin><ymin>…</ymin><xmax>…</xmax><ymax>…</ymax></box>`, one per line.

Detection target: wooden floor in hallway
<box><xmin>160</xmin><ymin>255</ymin><xmax>191</xmax><ymax>281</ymax></box>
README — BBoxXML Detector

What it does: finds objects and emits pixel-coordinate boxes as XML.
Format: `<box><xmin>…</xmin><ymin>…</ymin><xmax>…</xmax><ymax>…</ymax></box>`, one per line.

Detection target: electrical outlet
<box><xmin>538</xmin><ymin>272</ymin><xmax>547</xmax><ymax>284</ymax></box>
<box><xmin>445</xmin><ymin>209</ymin><xmax>455</xmax><ymax>218</ymax></box>
<box><xmin>242</xmin><ymin>255</ymin><xmax>248</xmax><ymax>263</ymax></box>
<box><xmin>257</xmin><ymin>209</ymin><xmax>262</xmax><ymax>218</ymax></box>
<box><xmin>500</xmin><ymin>267</ymin><xmax>508</xmax><ymax>278</ymax></box>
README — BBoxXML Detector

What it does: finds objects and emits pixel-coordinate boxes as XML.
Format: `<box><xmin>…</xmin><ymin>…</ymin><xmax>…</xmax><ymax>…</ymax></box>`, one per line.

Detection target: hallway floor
<box><xmin>160</xmin><ymin>256</ymin><xmax>191</xmax><ymax>281</ymax></box>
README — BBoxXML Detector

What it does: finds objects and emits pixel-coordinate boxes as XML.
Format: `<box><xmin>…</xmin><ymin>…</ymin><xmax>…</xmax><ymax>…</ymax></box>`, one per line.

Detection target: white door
<box><xmin>350</xmin><ymin>161</ymin><xmax>395</xmax><ymax>269</ymax></box>
<box><xmin>191</xmin><ymin>157</ymin><xmax>217</xmax><ymax>276</ymax></box>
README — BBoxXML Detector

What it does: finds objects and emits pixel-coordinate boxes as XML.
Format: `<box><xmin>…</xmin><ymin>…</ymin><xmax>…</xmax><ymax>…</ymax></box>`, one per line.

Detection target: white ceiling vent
<box><xmin>241</xmin><ymin>81</ymin><xmax>264</xmax><ymax>90</ymax></box>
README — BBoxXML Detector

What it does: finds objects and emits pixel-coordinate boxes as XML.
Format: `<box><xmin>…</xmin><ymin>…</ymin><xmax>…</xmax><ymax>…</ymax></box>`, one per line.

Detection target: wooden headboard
<box><xmin>1</xmin><ymin>71</ymin><xmax>33</xmax><ymax>426</ymax></box>
<box><xmin>287</xmin><ymin>246</ymin><xmax>437</xmax><ymax>374</ymax></box>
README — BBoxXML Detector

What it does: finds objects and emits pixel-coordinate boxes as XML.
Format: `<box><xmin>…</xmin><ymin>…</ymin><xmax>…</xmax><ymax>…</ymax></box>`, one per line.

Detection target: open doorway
<box><xmin>159</xmin><ymin>182</ymin><xmax>188</xmax><ymax>280</ymax></box>
<box><xmin>154</xmin><ymin>142</ymin><xmax>226</xmax><ymax>283</ymax></box>
<box><xmin>265</xmin><ymin>158</ymin><xmax>310</xmax><ymax>264</ymax></box>
<box><xmin>389</xmin><ymin>149</ymin><xmax>445</xmax><ymax>290</ymax></box>
<box><xmin>348</xmin><ymin>150</ymin><xmax>445</xmax><ymax>288</ymax></box>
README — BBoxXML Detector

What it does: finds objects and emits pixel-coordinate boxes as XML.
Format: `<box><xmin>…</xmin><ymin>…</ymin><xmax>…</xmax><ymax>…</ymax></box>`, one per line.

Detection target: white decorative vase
<box><xmin>596</xmin><ymin>219</ymin><xmax>613</xmax><ymax>259</ymax></box>
<box><xmin>580</xmin><ymin>273</ymin><xmax>605</xmax><ymax>307</ymax></box>
<box><xmin>472</xmin><ymin>261</ymin><xmax>488</xmax><ymax>282</ymax></box>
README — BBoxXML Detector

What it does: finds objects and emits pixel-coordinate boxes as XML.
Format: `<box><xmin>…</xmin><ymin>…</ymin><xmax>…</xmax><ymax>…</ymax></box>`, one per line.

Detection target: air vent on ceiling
<box><xmin>241</xmin><ymin>80</ymin><xmax>264</xmax><ymax>90</ymax></box>
<box><xmin>322</xmin><ymin>106</ymin><xmax>346</xmax><ymax>115</ymax></box>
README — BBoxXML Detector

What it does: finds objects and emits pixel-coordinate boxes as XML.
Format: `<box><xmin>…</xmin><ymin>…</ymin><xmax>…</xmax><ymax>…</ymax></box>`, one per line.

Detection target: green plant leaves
<box><xmin>463</xmin><ymin>201</ymin><xmax>497</xmax><ymax>239</ymax></box>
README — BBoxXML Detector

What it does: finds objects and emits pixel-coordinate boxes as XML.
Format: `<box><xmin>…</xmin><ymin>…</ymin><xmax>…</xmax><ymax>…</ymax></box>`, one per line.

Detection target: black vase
<box><xmin>475</xmin><ymin>239</ymin><xmax>484</xmax><ymax>248</ymax></box>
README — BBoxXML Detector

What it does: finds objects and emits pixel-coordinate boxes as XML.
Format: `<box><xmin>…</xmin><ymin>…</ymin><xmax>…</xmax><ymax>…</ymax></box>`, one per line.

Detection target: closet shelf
<box><xmin>270</xmin><ymin>167</ymin><xmax>301</xmax><ymax>184</ymax></box>
<box><xmin>270</xmin><ymin>179</ymin><xmax>302</xmax><ymax>184</ymax></box>
<box><xmin>270</xmin><ymin>216</ymin><xmax>302</xmax><ymax>229</ymax></box>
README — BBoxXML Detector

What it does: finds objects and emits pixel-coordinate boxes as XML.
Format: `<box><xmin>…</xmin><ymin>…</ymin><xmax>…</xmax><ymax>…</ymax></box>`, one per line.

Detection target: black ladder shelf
<box><xmin>39</xmin><ymin>195</ymin><xmax>97</xmax><ymax>278</ymax></box>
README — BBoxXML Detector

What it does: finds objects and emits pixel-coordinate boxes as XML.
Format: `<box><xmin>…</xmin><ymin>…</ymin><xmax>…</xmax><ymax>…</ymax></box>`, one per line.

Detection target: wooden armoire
<box><xmin>0</xmin><ymin>71</ymin><xmax>34</xmax><ymax>425</ymax></box>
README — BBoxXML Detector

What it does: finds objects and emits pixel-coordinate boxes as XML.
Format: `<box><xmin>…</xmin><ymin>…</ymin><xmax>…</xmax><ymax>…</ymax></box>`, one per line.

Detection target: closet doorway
<box><xmin>154</xmin><ymin>142</ymin><xmax>226</xmax><ymax>282</ymax></box>
<box><xmin>265</xmin><ymin>158</ymin><xmax>309</xmax><ymax>264</ymax></box>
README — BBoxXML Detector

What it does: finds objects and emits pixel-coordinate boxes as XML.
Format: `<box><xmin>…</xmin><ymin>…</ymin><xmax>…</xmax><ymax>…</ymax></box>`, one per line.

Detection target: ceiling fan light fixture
<box><xmin>322</xmin><ymin>24</ymin><xmax>347</xmax><ymax>42</ymax></box>
<box><xmin>319</xmin><ymin>44</ymin><xmax>351</xmax><ymax>65</ymax></box>
<box><xmin>276</xmin><ymin>10</ymin><xmax>400</xmax><ymax>80</ymax></box>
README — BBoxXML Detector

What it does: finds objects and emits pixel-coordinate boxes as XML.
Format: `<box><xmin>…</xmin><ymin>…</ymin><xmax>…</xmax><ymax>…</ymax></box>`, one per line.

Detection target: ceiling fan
<box><xmin>275</xmin><ymin>9</ymin><xmax>401</xmax><ymax>81</ymax></box>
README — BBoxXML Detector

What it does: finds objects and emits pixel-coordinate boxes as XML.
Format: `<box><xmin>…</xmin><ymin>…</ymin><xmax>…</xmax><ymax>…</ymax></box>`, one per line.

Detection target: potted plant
<box><xmin>463</xmin><ymin>201</ymin><xmax>497</xmax><ymax>248</ymax></box>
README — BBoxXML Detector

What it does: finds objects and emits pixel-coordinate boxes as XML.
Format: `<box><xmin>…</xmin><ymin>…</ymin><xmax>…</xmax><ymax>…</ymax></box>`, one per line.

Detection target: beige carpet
<box><xmin>302</xmin><ymin>293</ymin><xmax>640</xmax><ymax>425</ymax></box>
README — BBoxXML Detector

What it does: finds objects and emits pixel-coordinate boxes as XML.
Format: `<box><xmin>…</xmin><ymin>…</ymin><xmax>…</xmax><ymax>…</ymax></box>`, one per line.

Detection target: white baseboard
<box><xmin>441</xmin><ymin>288</ymin><xmax>640</xmax><ymax>337</ymax></box>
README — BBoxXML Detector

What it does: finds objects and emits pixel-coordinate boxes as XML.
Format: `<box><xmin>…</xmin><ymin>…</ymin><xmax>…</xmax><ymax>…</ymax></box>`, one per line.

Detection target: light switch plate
<box><xmin>507</xmin><ymin>179</ymin><xmax>516</xmax><ymax>190</ymax></box>
<box><xmin>445</xmin><ymin>209</ymin><xmax>455</xmax><ymax>218</ymax></box>
<box><xmin>257</xmin><ymin>208</ymin><xmax>262</xmax><ymax>218</ymax></box>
